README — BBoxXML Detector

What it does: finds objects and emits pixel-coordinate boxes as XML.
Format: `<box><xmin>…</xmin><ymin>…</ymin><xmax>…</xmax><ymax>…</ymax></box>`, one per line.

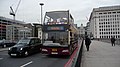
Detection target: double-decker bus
<box><xmin>42</xmin><ymin>10</ymin><xmax>78</xmax><ymax>55</ymax></box>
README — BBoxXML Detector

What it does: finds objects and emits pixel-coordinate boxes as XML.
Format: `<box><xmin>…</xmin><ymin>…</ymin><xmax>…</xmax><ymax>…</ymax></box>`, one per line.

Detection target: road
<box><xmin>0</xmin><ymin>49</ymin><xmax>69</xmax><ymax>67</ymax></box>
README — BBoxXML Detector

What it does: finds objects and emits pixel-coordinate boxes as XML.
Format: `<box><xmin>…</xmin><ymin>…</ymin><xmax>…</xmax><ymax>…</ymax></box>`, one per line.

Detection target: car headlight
<box><xmin>20</xmin><ymin>48</ymin><xmax>23</xmax><ymax>50</ymax></box>
<box><xmin>8</xmin><ymin>48</ymin><xmax>11</xmax><ymax>50</ymax></box>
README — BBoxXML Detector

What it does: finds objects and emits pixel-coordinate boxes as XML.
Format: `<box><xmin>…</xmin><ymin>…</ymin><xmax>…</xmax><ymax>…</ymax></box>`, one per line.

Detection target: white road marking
<box><xmin>0</xmin><ymin>58</ymin><xmax>3</xmax><ymax>60</ymax></box>
<box><xmin>20</xmin><ymin>61</ymin><xmax>33</xmax><ymax>67</ymax></box>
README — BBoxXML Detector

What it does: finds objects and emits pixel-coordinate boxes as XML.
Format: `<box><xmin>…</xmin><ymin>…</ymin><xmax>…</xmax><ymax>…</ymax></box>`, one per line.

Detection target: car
<box><xmin>8</xmin><ymin>37</ymin><xmax>42</xmax><ymax>57</ymax></box>
<box><xmin>0</xmin><ymin>40</ymin><xmax>16</xmax><ymax>48</ymax></box>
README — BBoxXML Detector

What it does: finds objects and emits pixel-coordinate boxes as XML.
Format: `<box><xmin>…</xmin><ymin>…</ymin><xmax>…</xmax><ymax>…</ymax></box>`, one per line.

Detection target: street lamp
<box><xmin>39</xmin><ymin>3</ymin><xmax>44</xmax><ymax>24</ymax></box>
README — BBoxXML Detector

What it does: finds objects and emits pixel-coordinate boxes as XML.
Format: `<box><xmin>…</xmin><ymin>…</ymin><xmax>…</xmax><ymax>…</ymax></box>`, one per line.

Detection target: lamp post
<box><xmin>39</xmin><ymin>3</ymin><xmax>44</xmax><ymax>24</ymax></box>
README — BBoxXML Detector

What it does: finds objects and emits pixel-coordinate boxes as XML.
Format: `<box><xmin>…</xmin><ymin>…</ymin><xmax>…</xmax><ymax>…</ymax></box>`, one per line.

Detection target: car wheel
<box><xmin>24</xmin><ymin>51</ymin><xmax>29</xmax><ymax>56</ymax></box>
<box><xmin>3</xmin><ymin>44</ymin><xmax>6</xmax><ymax>48</ymax></box>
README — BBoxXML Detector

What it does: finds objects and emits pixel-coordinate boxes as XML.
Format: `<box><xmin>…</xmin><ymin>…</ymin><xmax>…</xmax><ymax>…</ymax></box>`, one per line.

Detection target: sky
<box><xmin>0</xmin><ymin>0</ymin><xmax>120</xmax><ymax>26</ymax></box>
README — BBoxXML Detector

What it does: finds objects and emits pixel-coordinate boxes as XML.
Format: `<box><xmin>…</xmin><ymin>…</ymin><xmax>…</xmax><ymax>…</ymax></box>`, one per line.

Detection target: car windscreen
<box><xmin>17</xmin><ymin>39</ymin><xmax>30</xmax><ymax>45</ymax></box>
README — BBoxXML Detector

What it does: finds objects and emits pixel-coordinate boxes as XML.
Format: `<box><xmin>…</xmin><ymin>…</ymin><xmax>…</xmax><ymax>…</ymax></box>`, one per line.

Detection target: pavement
<box><xmin>81</xmin><ymin>40</ymin><xmax>120</xmax><ymax>67</ymax></box>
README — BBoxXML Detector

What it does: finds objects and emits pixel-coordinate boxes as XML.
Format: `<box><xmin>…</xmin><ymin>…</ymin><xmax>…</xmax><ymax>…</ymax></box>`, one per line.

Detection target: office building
<box><xmin>23</xmin><ymin>23</ymin><xmax>42</xmax><ymax>40</ymax></box>
<box><xmin>6</xmin><ymin>25</ymin><xmax>32</xmax><ymax>41</ymax></box>
<box><xmin>89</xmin><ymin>5</ymin><xmax>120</xmax><ymax>39</ymax></box>
<box><xmin>0</xmin><ymin>16</ymin><xmax>25</xmax><ymax>40</ymax></box>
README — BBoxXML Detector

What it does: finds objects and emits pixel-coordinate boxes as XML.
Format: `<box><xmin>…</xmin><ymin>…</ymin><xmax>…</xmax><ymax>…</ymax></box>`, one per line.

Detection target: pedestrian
<box><xmin>111</xmin><ymin>36</ymin><xmax>116</xmax><ymax>46</ymax></box>
<box><xmin>85</xmin><ymin>36</ymin><xmax>91</xmax><ymax>51</ymax></box>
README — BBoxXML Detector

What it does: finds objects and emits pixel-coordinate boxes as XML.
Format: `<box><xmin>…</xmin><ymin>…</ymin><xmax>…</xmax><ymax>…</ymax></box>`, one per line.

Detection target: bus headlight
<box><xmin>62</xmin><ymin>50</ymin><xmax>69</xmax><ymax>52</ymax></box>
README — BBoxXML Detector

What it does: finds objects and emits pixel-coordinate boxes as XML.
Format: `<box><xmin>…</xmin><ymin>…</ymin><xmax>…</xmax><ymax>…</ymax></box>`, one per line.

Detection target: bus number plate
<box><xmin>52</xmin><ymin>49</ymin><xmax>57</xmax><ymax>51</ymax></box>
<box><xmin>51</xmin><ymin>52</ymin><xmax>58</xmax><ymax>54</ymax></box>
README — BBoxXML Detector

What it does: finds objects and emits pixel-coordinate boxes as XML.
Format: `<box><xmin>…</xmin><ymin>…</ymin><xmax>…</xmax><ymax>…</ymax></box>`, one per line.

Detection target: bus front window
<box><xmin>47</xmin><ymin>32</ymin><xmax>68</xmax><ymax>45</ymax></box>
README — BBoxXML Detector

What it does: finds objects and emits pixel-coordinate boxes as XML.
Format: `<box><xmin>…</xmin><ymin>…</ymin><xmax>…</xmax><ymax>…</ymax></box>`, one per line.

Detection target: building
<box><xmin>89</xmin><ymin>5</ymin><xmax>120</xmax><ymax>39</ymax></box>
<box><xmin>18</xmin><ymin>27</ymin><xmax>32</xmax><ymax>40</ymax></box>
<box><xmin>6</xmin><ymin>25</ymin><xmax>21</xmax><ymax>41</ymax></box>
<box><xmin>0</xmin><ymin>16</ymin><xmax>43</xmax><ymax>41</ymax></box>
<box><xmin>0</xmin><ymin>16</ymin><xmax>25</xmax><ymax>40</ymax></box>
<box><xmin>78</xmin><ymin>24</ymin><xmax>85</xmax><ymax>38</ymax></box>
<box><xmin>24</xmin><ymin>23</ymin><xmax>42</xmax><ymax>40</ymax></box>
<box><xmin>6</xmin><ymin>25</ymin><xmax>32</xmax><ymax>41</ymax></box>
<box><xmin>86</xmin><ymin>22</ymin><xmax>90</xmax><ymax>36</ymax></box>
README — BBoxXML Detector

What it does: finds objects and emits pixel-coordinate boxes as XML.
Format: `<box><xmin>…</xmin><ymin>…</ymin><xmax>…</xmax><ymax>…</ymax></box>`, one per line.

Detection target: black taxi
<box><xmin>8</xmin><ymin>37</ymin><xmax>42</xmax><ymax>57</ymax></box>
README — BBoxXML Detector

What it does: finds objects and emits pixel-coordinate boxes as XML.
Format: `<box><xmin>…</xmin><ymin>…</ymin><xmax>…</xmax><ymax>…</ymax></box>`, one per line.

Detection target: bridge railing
<box><xmin>96</xmin><ymin>38</ymin><xmax>120</xmax><ymax>45</ymax></box>
<box><xmin>71</xmin><ymin>38</ymin><xmax>84</xmax><ymax>67</ymax></box>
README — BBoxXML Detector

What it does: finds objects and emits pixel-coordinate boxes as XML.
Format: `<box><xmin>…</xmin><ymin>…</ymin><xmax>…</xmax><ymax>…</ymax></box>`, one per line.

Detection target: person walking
<box><xmin>85</xmin><ymin>36</ymin><xmax>91</xmax><ymax>51</ymax></box>
<box><xmin>111</xmin><ymin>36</ymin><xmax>116</xmax><ymax>46</ymax></box>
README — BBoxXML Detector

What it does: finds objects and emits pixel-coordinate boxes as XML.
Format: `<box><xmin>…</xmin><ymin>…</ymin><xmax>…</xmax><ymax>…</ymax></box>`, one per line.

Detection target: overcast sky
<box><xmin>0</xmin><ymin>0</ymin><xmax>120</xmax><ymax>26</ymax></box>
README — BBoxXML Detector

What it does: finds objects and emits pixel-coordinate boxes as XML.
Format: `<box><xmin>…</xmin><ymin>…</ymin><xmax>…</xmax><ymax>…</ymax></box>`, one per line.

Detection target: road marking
<box><xmin>0</xmin><ymin>58</ymin><xmax>3</xmax><ymax>60</ymax></box>
<box><xmin>20</xmin><ymin>61</ymin><xmax>33</xmax><ymax>67</ymax></box>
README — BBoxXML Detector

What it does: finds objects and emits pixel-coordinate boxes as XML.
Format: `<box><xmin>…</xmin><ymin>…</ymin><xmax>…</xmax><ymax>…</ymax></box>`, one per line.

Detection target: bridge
<box><xmin>0</xmin><ymin>40</ymin><xmax>120</xmax><ymax>67</ymax></box>
<box><xmin>81</xmin><ymin>40</ymin><xmax>120</xmax><ymax>67</ymax></box>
